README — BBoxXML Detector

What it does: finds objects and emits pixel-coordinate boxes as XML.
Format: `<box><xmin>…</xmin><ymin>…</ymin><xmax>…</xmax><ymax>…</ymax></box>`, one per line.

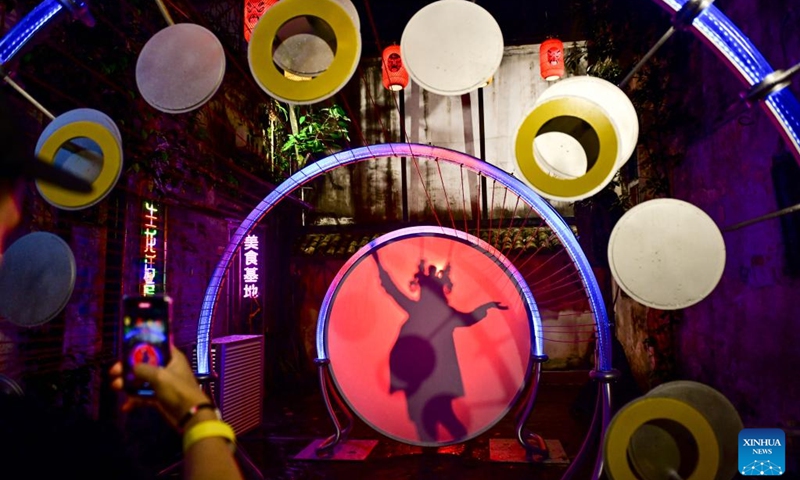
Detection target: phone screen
<box><xmin>122</xmin><ymin>296</ymin><xmax>172</xmax><ymax>396</ymax></box>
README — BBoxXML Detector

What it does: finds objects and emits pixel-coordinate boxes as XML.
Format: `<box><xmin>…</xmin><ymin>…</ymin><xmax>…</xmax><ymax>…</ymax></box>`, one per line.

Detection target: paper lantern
<box><xmin>381</xmin><ymin>45</ymin><xmax>409</xmax><ymax>91</ymax></box>
<box><xmin>244</xmin><ymin>0</ymin><xmax>279</xmax><ymax>43</ymax></box>
<box><xmin>540</xmin><ymin>38</ymin><xmax>564</xmax><ymax>81</ymax></box>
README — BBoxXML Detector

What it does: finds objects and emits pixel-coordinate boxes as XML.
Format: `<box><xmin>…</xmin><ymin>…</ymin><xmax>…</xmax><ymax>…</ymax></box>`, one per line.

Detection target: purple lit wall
<box><xmin>654</xmin><ymin>2</ymin><xmax>800</xmax><ymax>432</ymax></box>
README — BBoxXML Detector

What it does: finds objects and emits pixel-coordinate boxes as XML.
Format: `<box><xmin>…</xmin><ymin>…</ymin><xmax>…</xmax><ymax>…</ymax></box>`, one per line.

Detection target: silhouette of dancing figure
<box><xmin>373</xmin><ymin>252</ymin><xmax>508</xmax><ymax>443</ymax></box>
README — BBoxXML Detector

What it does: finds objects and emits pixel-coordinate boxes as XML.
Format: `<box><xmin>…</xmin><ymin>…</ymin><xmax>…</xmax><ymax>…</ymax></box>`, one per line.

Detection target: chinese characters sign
<box><xmin>242</xmin><ymin>234</ymin><xmax>259</xmax><ymax>299</ymax></box>
<box><xmin>141</xmin><ymin>201</ymin><xmax>164</xmax><ymax>296</ymax></box>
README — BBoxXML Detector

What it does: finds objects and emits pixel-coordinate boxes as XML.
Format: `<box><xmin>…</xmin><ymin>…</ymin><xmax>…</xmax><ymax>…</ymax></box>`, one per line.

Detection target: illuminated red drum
<box><xmin>317</xmin><ymin>226</ymin><xmax>542</xmax><ymax>446</ymax></box>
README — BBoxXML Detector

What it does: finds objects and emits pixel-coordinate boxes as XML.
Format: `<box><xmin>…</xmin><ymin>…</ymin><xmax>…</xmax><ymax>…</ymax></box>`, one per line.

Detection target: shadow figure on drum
<box><xmin>372</xmin><ymin>252</ymin><xmax>508</xmax><ymax>443</ymax></box>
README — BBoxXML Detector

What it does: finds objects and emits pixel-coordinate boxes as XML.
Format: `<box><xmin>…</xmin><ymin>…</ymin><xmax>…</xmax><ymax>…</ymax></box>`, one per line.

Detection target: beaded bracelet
<box><xmin>183</xmin><ymin>420</ymin><xmax>236</xmax><ymax>453</ymax></box>
<box><xmin>178</xmin><ymin>402</ymin><xmax>220</xmax><ymax>429</ymax></box>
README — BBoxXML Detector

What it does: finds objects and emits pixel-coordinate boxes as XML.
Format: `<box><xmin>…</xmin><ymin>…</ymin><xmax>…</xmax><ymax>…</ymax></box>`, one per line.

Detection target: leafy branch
<box><xmin>276</xmin><ymin>103</ymin><xmax>350</xmax><ymax>171</ymax></box>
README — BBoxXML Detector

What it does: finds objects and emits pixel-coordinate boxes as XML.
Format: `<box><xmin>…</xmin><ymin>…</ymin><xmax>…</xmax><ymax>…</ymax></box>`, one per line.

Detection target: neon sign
<box><xmin>141</xmin><ymin>201</ymin><xmax>163</xmax><ymax>296</ymax></box>
<box><xmin>242</xmin><ymin>234</ymin><xmax>259</xmax><ymax>299</ymax></box>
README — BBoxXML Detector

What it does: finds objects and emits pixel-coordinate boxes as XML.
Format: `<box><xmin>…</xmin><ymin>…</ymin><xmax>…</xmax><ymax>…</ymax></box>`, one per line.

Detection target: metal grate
<box><xmin>193</xmin><ymin>335</ymin><xmax>264</xmax><ymax>435</ymax></box>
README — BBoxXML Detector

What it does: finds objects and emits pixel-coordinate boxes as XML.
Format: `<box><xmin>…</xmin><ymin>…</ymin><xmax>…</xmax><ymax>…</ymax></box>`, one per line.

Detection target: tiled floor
<box><xmin>235</xmin><ymin>370</ymin><xmax>597</xmax><ymax>480</ymax></box>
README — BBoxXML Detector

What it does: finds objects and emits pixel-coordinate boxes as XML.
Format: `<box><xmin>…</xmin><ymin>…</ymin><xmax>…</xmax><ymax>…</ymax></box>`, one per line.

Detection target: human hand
<box><xmin>485</xmin><ymin>301</ymin><xmax>509</xmax><ymax>311</ymax></box>
<box><xmin>492</xmin><ymin>302</ymin><xmax>509</xmax><ymax>310</ymax></box>
<box><xmin>110</xmin><ymin>345</ymin><xmax>210</xmax><ymax>429</ymax></box>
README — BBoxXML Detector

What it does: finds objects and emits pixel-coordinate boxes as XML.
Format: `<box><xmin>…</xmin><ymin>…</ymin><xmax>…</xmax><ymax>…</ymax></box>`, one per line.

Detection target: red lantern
<box><xmin>382</xmin><ymin>45</ymin><xmax>409</xmax><ymax>91</ymax></box>
<box><xmin>540</xmin><ymin>38</ymin><xmax>565</xmax><ymax>81</ymax></box>
<box><xmin>244</xmin><ymin>0</ymin><xmax>279</xmax><ymax>43</ymax></box>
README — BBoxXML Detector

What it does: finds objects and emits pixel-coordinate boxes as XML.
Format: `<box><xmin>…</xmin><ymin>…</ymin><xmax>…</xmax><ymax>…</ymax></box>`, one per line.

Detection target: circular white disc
<box><xmin>401</xmin><ymin>0</ymin><xmax>503</xmax><ymax>96</ymax></box>
<box><xmin>0</xmin><ymin>232</ymin><xmax>76</xmax><ymax>327</ymax></box>
<box><xmin>274</xmin><ymin>32</ymin><xmax>335</xmax><ymax>77</ymax></box>
<box><xmin>533</xmin><ymin>132</ymin><xmax>588</xmax><ymax>179</ymax></box>
<box><xmin>136</xmin><ymin>23</ymin><xmax>226</xmax><ymax>114</ymax></box>
<box><xmin>608</xmin><ymin>199</ymin><xmax>726</xmax><ymax>310</ymax></box>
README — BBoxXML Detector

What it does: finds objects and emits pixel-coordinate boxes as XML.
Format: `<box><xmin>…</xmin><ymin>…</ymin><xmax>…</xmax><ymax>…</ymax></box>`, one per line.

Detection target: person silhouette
<box><xmin>372</xmin><ymin>251</ymin><xmax>508</xmax><ymax>443</ymax></box>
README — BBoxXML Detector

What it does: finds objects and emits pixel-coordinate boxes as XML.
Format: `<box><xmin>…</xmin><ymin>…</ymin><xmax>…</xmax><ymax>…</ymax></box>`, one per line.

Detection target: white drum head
<box><xmin>608</xmin><ymin>199</ymin><xmax>726</xmax><ymax>310</ymax></box>
<box><xmin>533</xmin><ymin>132</ymin><xmax>588</xmax><ymax>179</ymax></box>
<box><xmin>401</xmin><ymin>0</ymin><xmax>503</xmax><ymax>96</ymax></box>
<box><xmin>136</xmin><ymin>23</ymin><xmax>226</xmax><ymax>114</ymax></box>
<box><xmin>0</xmin><ymin>232</ymin><xmax>76</xmax><ymax>327</ymax></box>
<box><xmin>274</xmin><ymin>31</ymin><xmax>335</xmax><ymax>77</ymax></box>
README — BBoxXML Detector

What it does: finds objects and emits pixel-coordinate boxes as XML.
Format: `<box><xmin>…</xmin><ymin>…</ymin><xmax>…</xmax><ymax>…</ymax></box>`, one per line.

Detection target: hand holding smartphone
<box><xmin>121</xmin><ymin>295</ymin><xmax>172</xmax><ymax>396</ymax></box>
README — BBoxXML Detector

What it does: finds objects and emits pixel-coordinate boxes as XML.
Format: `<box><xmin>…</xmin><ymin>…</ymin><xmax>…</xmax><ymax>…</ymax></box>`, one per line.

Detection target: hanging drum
<box><xmin>608</xmin><ymin>198</ymin><xmax>726</xmax><ymax>310</ymax></box>
<box><xmin>0</xmin><ymin>232</ymin><xmax>76</xmax><ymax>327</ymax></box>
<box><xmin>248</xmin><ymin>0</ymin><xmax>361</xmax><ymax>104</ymax></box>
<box><xmin>400</xmin><ymin>0</ymin><xmax>503</xmax><ymax>96</ymax></box>
<box><xmin>136</xmin><ymin>23</ymin><xmax>226</xmax><ymax>114</ymax></box>
<box><xmin>514</xmin><ymin>75</ymin><xmax>639</xmax><ymax>202</ymax></box>
<box><xmin>34</xmin><ymin>108</ymin><xmax>123</xmax><ymax>210</ymax></box>
<box><xmin>316</xmin><ymin>226</ymin><xmax>543</xmax><ymax>446</ymax></box>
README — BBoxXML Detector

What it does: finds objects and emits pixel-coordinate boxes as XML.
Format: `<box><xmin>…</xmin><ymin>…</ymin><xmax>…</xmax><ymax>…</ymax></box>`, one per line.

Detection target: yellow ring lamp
<box><xmin>604</xmin><ymin>380</ymin><xmax>742</xmax><ymax>480</ymax></box>
<box><xmin>248</xmin><ymin>0</ymin><xmax>361</xmax><ymax>105</ymax></box>
<box><xmin>605</xmin><ymin>397</ymin><xmax>720</xmax><ymax>480</ymax></box>
<box><xmin>34</xmin><ymin>108</ymin><xmax>123</xmax><ymax>210</ymax></box>
<box><xmin>514</xmin><ymin>75</ymin><xmax>638</xmax><ymax>202</ymax></box>
<box><xmin>514</xmin><ymin>96</ymin><xmax>619</xmax><ymax>202</ymax></box>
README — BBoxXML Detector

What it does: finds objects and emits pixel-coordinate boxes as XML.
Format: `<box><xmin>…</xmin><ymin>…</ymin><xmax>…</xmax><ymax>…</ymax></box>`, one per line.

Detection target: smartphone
<box><xmin>121</xmin><ymin>295</ymin><xmax>172</xmax><ymax>396</ymax></box>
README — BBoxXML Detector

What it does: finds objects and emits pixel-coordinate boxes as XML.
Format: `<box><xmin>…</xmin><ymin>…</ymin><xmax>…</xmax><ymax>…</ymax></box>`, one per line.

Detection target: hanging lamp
<box><xmin>381</xmin><ymin>45</ymin><xmax>409</xmax><ymax>91</ymax></box>
<box><xmin>540</xmin><ymin>38</ymin><xmax>565</xmax><ymax>81</ymax></box>
<box><xmin>244</xmin><ymin>0</ymin><xmax>279</xmax><ymax>43</ymax></box>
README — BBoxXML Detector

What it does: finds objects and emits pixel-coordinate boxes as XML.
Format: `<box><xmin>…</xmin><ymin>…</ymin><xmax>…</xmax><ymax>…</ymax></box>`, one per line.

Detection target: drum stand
<box><xmin>315</xmin><ymin>354</ymin><xmax>554</xmax><ymax>460</ymax></box>
<box><xmin>560</xmin><ymin>368</ymin><xmax>619</xmax><ymax>480</ymax></box>
<box><xmin>512</xmin><ymin>354</ymin><xmax>550</xmax><ymax>461</ymax></box>
<box><xmin>314</xmin><ymin>358</ymin><xmax>354</xmax><ymax>456</ymax></box>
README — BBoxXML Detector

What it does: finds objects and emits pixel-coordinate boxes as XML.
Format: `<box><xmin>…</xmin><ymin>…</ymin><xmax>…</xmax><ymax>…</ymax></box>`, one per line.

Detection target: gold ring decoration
<box><xmin>514</xmin><ymin>96</ymin><xmax>618</xmax><ymax>202</ymax></box>
<box><xmin>248</xmin><ymin>0</ymin><xmax>361</xmax><ymax>104</ymax></box>
<box><xmin>604</xmin><ymin>397</ymin><xmax>720</xmax><ymax>480</ymax></box>
<box><xmin>604</xmin><ymin>380</ymin><xmax>742</xmax><ymax>480</ymax></box>
<box><xmin>34</xmin><ymin>109</ymin><xmax>123</xmax><ymax>210</ymax></box>
<box><xmin>536</xmin><ymin>76</ymin><xmax>639</xmax><ymax>172</ymax></box>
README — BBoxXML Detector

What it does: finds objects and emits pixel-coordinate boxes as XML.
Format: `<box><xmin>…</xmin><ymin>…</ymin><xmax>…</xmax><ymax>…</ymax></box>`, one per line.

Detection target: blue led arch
<box><xmin>195</xmin><ymin>144</ymin><xmax>612</xmax><ymax>375</ymax></box>
<box><xmin>652</xmin><ymin>0</ymin><xmax>800</xmax><ymax>159</ymax></box>
<box><xmin>0</xmin><ymin>0</ymin><xmax>93</xmax><ymax>67</ymax></box>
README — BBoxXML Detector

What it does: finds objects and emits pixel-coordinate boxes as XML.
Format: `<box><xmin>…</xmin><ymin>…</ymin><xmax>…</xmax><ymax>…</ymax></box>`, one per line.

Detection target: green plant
<box><xmin>273</xmin><ymin>102</ymin><xmax>351</xmax><ymax>172</ymax></box>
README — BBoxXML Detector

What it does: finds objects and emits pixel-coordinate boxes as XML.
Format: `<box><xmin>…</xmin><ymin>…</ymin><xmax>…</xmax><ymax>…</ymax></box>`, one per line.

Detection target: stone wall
<box><xmin>308</xmin><ymin>43</ymin><xmax>584</xmax><ymax>225</ymax></box>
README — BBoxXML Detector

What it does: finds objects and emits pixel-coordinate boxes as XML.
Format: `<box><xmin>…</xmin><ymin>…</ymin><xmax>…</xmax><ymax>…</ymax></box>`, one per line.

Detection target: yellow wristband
<box><xmin>183</xmin><ymin>420</ymin><xmax>236</xmax><ymax>453</ymax></box>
